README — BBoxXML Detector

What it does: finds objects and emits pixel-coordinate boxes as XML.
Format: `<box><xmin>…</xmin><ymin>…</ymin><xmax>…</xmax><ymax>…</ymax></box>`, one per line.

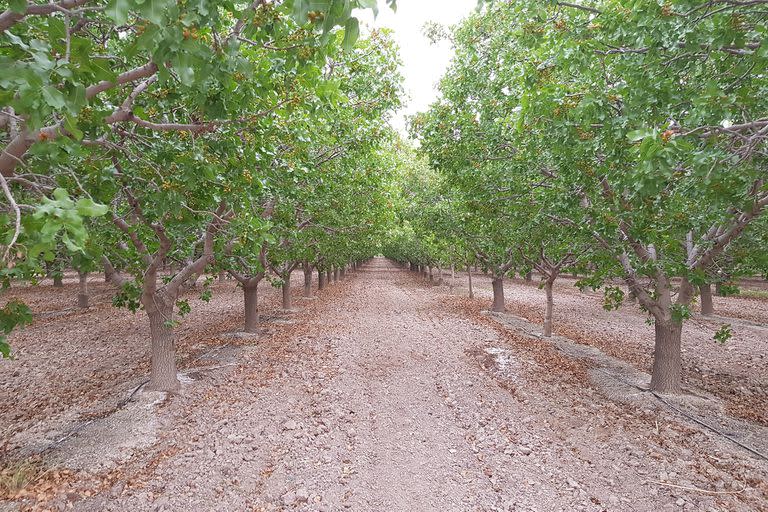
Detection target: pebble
<box><xmin>295</xmin><ymin>488</ymin><xmax>310</xmax><ymax>503</ymax></box>
<box><xmin>283</xmin><ymin>420</ymin><xmax>299</xmax><ymax>431</ymax></box>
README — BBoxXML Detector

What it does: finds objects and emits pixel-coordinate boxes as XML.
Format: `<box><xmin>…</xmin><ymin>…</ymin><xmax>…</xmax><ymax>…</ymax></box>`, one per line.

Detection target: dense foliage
<box><xmin>398</xmin><ymin>0</ymin><xmax>768</xmax><ymax>393</ymax></box>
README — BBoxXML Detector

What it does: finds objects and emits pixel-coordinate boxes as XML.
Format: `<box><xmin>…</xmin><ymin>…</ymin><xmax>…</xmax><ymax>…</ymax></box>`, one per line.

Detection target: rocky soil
<box><xmin>1</xmin><ymin>260</ymin><xmax>766</xmax><ymax>511</ymax></box>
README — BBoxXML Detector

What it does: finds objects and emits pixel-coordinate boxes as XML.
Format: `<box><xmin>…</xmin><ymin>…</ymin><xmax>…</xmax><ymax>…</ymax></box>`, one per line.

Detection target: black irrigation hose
<box><xmin>593</xmin><ymin>367</ymin><xmax>768</xmax><ymax>462</ymax></box>
<box><xmin>116</xmin><ymin>379</ymin><xmax>150</xmax><ymax>409</ymax></box>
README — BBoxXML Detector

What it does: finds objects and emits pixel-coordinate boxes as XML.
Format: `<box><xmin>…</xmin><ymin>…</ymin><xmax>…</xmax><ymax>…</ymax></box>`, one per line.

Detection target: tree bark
<box><xmin>428</xmin><ymin>266</ymin><xmax>433</xmax><ymax>281</ymax></box>
<box><xmin>435</xmin><ymin>265</ymin><xmax>443</xmax><ymax>285</ymax></box>
<box><xmin>326</xmin><ymin>270</ymin><xmax>333</xmax><ymax>285</ymax></box>
<box><xmin>340</xmin><ymin>266</ymin><xmax>346</xmax><ymax>280</ymax></box>
<box><xmin>243</xmin><ymin>282</ymin><xmax>259</xmax><ymax>333</ymax></box>
<box><xmin>543</xmin><ymin>280</ymin><xmax>554</xmax><ymax>337</ymax></box>
<box><xmin>77</xmin><ymin>271</ymin><xmax>89</xmax><ymax>309</ymax></box>
<box><xmin>468</xmin><ymin>266</ymin><xmax>474</xmax><ymax>299</ymax></box>
<box><xmin>333</xmin><ymin>268</ymin><xmax>339</xmax><ymax>282</ymax></box>
<box><xmin>649</xmin><ymin>319</ymin><xmax>683</xmax><ymax>393</ymax></box>
<box><xmin>700</xmin><ymin>283</ymin><xmax>714</xmax><ymax>316</ymax></box>
<box><xmin>318</xmin><ymin>271</ymin><xmax>326</xmax><ymax>290</ymax></box>
<box><xmin>715</xmin><ymin>282</ymin><xmax>723</xmax><ymax>296</ymax></box>
<box><xmin>303</xmin><ymin>266</ymin><xmax>313</xmax><ymax>297</ymax></box>
<box><xmin>145</xmin><ymin>299</ymin><xmax>180</xmax><ymax>393</ymax></box>
<box><xmin>524</xmin><ymin>272</ymin><xmax>532</xmax><ymax>283</ymax></box>
<box><xmin>491</xmin><ymin>277</ymin><xmax>505</xmax><ymax>312</ymax></box>
<box><xmin>282</xmin><ymin>275</ymin><xmax>292</xmax><ymax>310</ymax></box>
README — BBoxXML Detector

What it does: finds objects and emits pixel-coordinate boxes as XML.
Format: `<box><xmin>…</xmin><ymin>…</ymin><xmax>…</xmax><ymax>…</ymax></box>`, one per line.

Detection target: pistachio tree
<box><xmin>455</xmin><ymin>0</ymin><xmax>768</xmax><ymax>392</ymax></box>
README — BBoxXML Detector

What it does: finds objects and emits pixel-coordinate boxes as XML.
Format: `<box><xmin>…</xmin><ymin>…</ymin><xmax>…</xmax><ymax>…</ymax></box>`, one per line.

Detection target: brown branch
<box><xmin>0</xmin><ymin>0</ymin><xmax>89</xmax><ymax>32</ymax></box>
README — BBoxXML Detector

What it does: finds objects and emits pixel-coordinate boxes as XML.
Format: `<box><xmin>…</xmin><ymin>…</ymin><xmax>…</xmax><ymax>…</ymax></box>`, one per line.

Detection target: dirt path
<box><xmin>6</xmin><ymin>259</ymin><xmax>768</xmax><ymax>511</ymax></box>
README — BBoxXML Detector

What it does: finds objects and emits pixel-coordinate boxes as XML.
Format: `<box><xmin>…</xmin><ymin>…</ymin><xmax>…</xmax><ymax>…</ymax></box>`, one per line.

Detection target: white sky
<box><xmin>356</xmin><ymin>1</ymin><xmax>477</xmax><ymax>134</ymax></box>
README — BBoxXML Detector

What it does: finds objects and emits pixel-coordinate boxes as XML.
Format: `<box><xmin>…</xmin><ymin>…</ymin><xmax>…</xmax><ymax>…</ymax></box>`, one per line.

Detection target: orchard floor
<box><xmin>0</xmin><ymin>259</ymin><xmax>766</xmax><ymax>511</ymax></box>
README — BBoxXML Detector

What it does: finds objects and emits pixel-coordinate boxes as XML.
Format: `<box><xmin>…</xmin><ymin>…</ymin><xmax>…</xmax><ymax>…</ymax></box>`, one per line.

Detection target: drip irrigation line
<box><xmin>644</xmin><ymin>479</ymin><xmax>746</xmax><ymax>495</ymax></box>
<box><xmin>116</xmin><ymin>379</ymin><xmax>150</xmax><ymax>409</ymax></box>
<box><xmin>593</xmin><ymin>367</ymin><xmax>768</xmax><ymax>462</ymax></box>
<box><xmin>41</xmin><ymin>341</ymin><xmax>232</xmax><ymax>454</ymax></box>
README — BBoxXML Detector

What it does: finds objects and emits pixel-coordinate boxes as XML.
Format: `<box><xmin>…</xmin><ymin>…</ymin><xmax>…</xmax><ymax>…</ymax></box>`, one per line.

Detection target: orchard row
<box><xmin>0</xmin><ymin>0</ymin><xmax>404</xmax><ymax>392</ymax></box>
<box><xmin>385</xmin><ymin>0</ymin><xmax>768</xmax><ymax>394</ymax></box>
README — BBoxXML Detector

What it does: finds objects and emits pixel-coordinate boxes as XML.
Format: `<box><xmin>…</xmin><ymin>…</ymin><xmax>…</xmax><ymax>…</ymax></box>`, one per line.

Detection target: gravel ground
<box><xmin>0</xmin><ymin>271</ymin><xmax>300</xmax><ymax>457</ymax></box>
<box><xmin>444</xmin><ymin>270</ymin><xmax>768</xmax><ymax>426</ymax></box>
<box><xmin>1</xmin><ymin>260</ymin><xmax>767</xmax><ymax>511</ymax></box>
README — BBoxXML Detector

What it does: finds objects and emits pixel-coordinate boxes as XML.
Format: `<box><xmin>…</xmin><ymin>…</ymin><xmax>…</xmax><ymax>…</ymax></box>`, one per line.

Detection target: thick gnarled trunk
<box><xmin>649</xmin><ymin>319</ymin><xmax>683</xmax><ymax>394</ymax></box>
<box><xmin>543</xmin><ymin>280</ymin><xmax>554</xmax><ymax>337</ymax></box>
<box><xmin>282</xmin><ymin>275</ymin><xmax>292</xmax><ymax>310</ymax></box>
<box><xmin>77</xmin><ymin>271</ymin><xmax>89</xmax><ymax>309</ymax></box>
<box><xmin>303</xmin><ymin>266</ymin><xmax>313</xmax><ymax>297</ymax></box>
<box><xmin>491</xmin><ymin>277</ymin><xmax>505</xmax><ymax>312</ymax></box>
<box><xmin>244</xmin><ymin>283</ymin><xmax>259</xmax><ymax>333</ymax></box>
<box><xmin>145</xmin><ymin>298</ymin><xmax>180</xmax><ymax>393</ymax></box>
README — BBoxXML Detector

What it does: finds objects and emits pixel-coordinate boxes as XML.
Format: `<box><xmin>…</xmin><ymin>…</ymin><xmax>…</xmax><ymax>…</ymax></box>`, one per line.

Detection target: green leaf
<box><xmin>626</xmin><ymin>128</ymin><xmax>655</xmax><ymax>142</ymax></box>
<box><xmin>41</xmin><ymin>85</ymin><xmax>66</xmax><ymax>109</ymax></box>
<box><xmin>342</xmin><ymin>17</ymin><xmax>360</xmax><ymax>52</ymax></box>
<box><xmin>9</xmin><ymin>0</ymin><xmax>27</xmax><ymax>14</ymax></box>
<box><xmin>139</xmin><ymin>0</ymin><xmax>172</xmax><ymax>25</ymax></box>
<box><xmin>75</xmin><ymin>198</ymin><xmax>109</xmax><ymax>217</ymax></box>
<box><xmin>64</xmin><ymin>115</ymin><xmax>83</xmax><ymax>141</ymax></box>
<box><xmin>105</xmin><ymin>0</ymin><xmax>131</xmax><ymax>25</ymax></box>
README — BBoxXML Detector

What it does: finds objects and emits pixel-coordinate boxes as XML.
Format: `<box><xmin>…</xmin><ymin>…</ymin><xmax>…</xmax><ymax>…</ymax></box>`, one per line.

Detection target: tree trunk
<box><xmin>435</xmin><ymin>265</ymin><xmax>443</xmax><ymax>285</ymax></box>
<box><xmin>53</xmin><ymin>274</ymin><xmax>64</xmax><ymax>287</ymax></box>
<box><xmin>700</xmin><ymin>283</ymin><xmax>714</xmax><ymax>316</ymax></box>
<box><xmin>333</xmin><ymin>268</ymin><xmax>339</xmax><ymax>282</ymax></box>
<box><xmin>318</xmin><ymin>271</ymin><xmax>326</xmax><ymax>290</ymax></box>
<box><xmin>649</xmin><ymin>319</ymin><xmax>683</xmax><ymax>394</ymax></box>
<box><xmin>303</xmin><ymin>266</ymin><xmax>313</xmax><ymax>297</ymax></box>
<box><xmin>524</xmin><ymin>272</ymin><xmax>532</xmax><ymax>283</ymax></box>
<box><xmin>543</xmin><ymin>280</ymin><xmax>554</xmax><ymax>337</ymax></box>
<box><xmin>282</xmin><ymin>276</ymin><xmax>292</xmax><ymax>310</ymax></box>
<box><xmin>219</xmin><ymin>271</ymin><xmax>226</xmax><ymax>283</ymax></box>
<box><xmin>77</xmin><ymin>271</ymin><xmax>89</xmax><ymax>309</ymax></box>
<box><xmin>715</xmin><ymin>282</ymin><xmax>723</xmax><ymax>296</ymax></box>
<box><xmin>340</xmin><ymin>267</ymin><xmax>346</xmax><ymax>280</ymax></box>
<box><xmin>468</xmin><ymin>266</ymin><xmax>474</xmax><ymax>299</ymax></box>
<box><xmin>243</xmin><ymin>283</ymin><xmax>259</xmax><ymax>333</ymax></box>
<box><xmin>326</xmin><ymin>270</ymin><xmax>333</xmax><ymax>285</ymax></box>
<box><xmin>491</xmin><ymin>277</ymin><xmax>505</xmax><ymax>312</ymax></box>
<box><xmin>428</xmin><ymin>266</ymin><xmax>433</xmax><ymax>281</ymax></box>
<box><xmin>145</xmin><ymin>300</ymin><xmax>180</xmax><ymax>393</ymax></box>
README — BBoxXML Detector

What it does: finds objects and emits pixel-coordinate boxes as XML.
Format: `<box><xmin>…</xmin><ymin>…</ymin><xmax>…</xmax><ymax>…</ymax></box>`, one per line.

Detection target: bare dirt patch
<box><xmin>2</xmin><ymin>262</ymin><xmax>767</xmax><ymax>511</ymax></box>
